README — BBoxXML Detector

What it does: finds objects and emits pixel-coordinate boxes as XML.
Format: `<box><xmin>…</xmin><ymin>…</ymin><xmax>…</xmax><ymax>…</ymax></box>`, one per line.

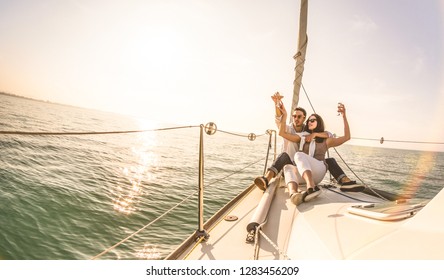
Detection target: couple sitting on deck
<box><xmin>254</xmin><ymin>92</ymin><xmax>364</xmax><ymax>206</ymax></box>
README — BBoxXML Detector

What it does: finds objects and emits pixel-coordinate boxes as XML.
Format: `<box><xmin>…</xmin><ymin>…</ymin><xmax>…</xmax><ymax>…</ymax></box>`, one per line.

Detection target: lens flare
<box><xmin>401</xmin><ymin>151</ymin><xmax>437</xmax><ymax>198</ymax></box>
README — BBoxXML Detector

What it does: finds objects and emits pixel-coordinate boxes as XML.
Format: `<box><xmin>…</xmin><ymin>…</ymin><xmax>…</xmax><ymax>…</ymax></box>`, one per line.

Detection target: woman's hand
<box><xmin>327</xmin><ymin>103</ymin><xmax>350</xmax><ymax>148</ymax></box>
<box><xmin>337</xmin><ymin>102</ymin><xmax>346</xmax><ymax>116</ymax></box>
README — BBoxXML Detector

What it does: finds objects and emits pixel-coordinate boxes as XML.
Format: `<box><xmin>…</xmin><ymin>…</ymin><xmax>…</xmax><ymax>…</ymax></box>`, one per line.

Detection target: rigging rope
<box><xmin>254</xmin><ymin>227</ymin><xmax>290</xmax><ymax>260</ymax></box>
<box><xmin>91</xmin><ymin>190</ymin><xmax>199</xmax><ymax>260</ymax></box>
<box><xmin>0</xmin><ymin>125</ymin><xmax>198</xmax><ymax>135</ymax></box>
<box><xmin>259</xmin><ymin>229</ymin><xmax>290</xmax><ymax>260</ymax></box>
<box><xmin>91</xmin><ymin>154</ymin><xmax>267</xmax><ymax>259</ymax></box>
<box><xmin>2</xmin><ymin>121</ymin><xmax>271</xmax><ymax>259</ymax></box>
<box><xmin>219</xmin><ymin>129</ymin><xmax>267</xmax><ymax>138</ymax></box>
<box><xmin>322</xmin><ymin>185</ymin><xmax>382</xmax><ymax>203</ymax></box>
<box><xmin>330</xmin><ymin>148</ymin><xmax>388</xmax><ymax>201</ymax></box>
<box><xmin>300</xmin><ymin>84</ymin><xmax>443</xmax><ymax>146</ymax></box>
<box><xmin>332</xmin><ymin>147</ymin><xmax>366</xmax><ymax>186</ymax></box>
<box><xmin>302</xmin><ymin>83</ymin><xmax>317</xmax><ymax>114</ymax></box>
<box><xmin>0</xmin><ymin>125</ymin><xmax>269</xmax><ymax>142</ymax></box>
<box><xmin>352</xmin><ymin>137</ymin><xmax>444</xmax><ymax>145</ymax></box>
<box><xmin>300</xmin><ymin>83</ymin><xmax>442</xmax><ymax>198</ymax></box>
<box><xmin>299</xmin><ymin>84</ymin><xmax>376</xmax><ymax>192</ymax></box>
<box><xmin>2</xmin><ymin>119</ymin><xmax>440</xmax><ymax>145</ymax></box>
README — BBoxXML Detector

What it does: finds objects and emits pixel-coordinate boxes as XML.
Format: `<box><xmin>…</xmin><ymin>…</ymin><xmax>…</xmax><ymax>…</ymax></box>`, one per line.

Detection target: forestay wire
<box><xmin>300</xmin><ymin>83</ymin><xmax>444</xmax><ymax>146</ymax></box>
<box><xmin>299</xmin><ymin>83</ymin><xmax>443</xmax><ymax>198</ymax></box>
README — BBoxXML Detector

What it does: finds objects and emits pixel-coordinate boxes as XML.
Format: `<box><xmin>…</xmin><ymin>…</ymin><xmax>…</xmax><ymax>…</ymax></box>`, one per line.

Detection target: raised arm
<box><xmin>327</xmin><ymin>103</ymin><xmax>350</xmax><ymax>148</ymax></box>
<box><xmin>272</xmin><ymin>92</ymin><xmax>285</xmax><ymax>128</ymax></box>
<box><xmin>272</xmin><ymin>92</ymin><xmax>284</xmax><ymax>117</ymax></box>
<box><xmin>278</xmin><ymin>103</ymin><xmax>301</xmax><ymax>143</ymax></box>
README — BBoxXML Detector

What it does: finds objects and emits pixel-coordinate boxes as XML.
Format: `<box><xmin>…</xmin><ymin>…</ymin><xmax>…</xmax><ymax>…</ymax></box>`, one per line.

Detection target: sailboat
<box><xmin>165</xmin><ymin>0</ymin><xmax>444</xmax><ymax>260</ymax></box>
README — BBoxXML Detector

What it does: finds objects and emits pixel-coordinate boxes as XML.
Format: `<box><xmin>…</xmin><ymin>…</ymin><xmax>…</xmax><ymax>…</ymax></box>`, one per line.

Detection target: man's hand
<box><xmin>271</xmin><ymin>92</ymin><xmax>284</xmax><ymax>106</ymax></box>
<box><xmin>304</xmin><ymin>134</ymin><xmax>315</xmax><ymax>142</ymax></box>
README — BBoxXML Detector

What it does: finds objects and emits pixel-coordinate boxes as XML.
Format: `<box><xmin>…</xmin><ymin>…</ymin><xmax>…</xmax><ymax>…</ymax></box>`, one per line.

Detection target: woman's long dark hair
<box><xmin>304</xmin><ymin>113</ymin><xmax>325</xmax><ymax>143</ymax></box>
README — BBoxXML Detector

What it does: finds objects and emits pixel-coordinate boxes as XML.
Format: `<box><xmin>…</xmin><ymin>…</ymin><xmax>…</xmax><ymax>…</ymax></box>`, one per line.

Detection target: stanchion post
<box><xmin>196</xmin><ymin>124</ymin><xmax>209</xmax><ymax>241</ymax></box>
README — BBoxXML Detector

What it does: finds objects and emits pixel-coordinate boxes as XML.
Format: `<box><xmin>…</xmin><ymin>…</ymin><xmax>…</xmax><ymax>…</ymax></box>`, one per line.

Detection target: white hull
<box><xmin>167</xmin><ymin>176</ymin><xmax>443</xmax><ymax>260</ymax></box>
<box><xmin>167</xmin><ymin>0</ymin><xmax>444</xmax><ymax>260</ymax></box>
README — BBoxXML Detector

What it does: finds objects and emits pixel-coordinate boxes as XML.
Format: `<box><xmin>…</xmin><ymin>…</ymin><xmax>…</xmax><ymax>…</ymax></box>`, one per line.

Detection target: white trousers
<box><xmin>283</xmin><ymin>152</ymin><xmax>327</xmax><ymax>185</ymax></box>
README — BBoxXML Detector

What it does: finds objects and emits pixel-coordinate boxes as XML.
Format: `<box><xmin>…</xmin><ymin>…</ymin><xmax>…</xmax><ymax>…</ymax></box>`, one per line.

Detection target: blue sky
<box><xmin>1</xmin><ymin>0</ymin><xmax>443</xmax><ymax>151</ymax></box>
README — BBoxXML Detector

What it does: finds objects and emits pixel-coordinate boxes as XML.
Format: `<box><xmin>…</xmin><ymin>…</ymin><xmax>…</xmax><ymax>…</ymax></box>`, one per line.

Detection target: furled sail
<box><xmin>291</xmin><ymin>0</ymin><xmax>308</xmax><ymax>114</ymax></box>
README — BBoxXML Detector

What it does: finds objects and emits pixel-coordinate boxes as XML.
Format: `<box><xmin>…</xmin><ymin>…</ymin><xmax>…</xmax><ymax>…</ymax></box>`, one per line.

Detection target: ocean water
<box><xmin>1</xmin><ymin>94</ymin><xmax>443</xmax><ymax>260</ymax></box>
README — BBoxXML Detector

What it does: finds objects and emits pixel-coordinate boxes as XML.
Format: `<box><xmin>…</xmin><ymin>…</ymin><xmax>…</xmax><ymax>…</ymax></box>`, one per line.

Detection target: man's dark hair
<box><xmin>294</xmin><ymin>107</ymin><xmax>306</xmax><ymax>117</ymax></box>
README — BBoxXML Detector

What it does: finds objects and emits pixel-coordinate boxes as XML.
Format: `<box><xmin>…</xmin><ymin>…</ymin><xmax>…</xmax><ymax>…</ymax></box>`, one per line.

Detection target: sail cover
<box><xmin>291</xmin><ymin>0</ymin><xmax>308</xmax><ymax>114</ymax></box>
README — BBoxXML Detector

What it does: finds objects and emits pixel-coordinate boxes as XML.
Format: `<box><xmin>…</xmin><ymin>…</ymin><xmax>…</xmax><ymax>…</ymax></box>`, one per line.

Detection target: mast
<box><xmin>291</xmin><ymin>0</ymin><xmax>308</xmax><ymax>114</ymax></box>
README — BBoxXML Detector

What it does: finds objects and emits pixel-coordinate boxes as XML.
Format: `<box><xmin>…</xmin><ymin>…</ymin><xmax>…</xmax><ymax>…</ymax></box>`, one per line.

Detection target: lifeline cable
<box><xmin>2</xmin><ymin>122</ymin><xmax>271</xmax><ymax>259</ymax></box>
<box><xmin>300</xmin><ymin>84</ymin><xmax>443</xmax><ymax>146</ymax></box>
<box><xmin>0</xmin><ymin>125</ymin><xmax>198</xmax><ymax>136</ymax></box>
<box><xmin>352</xmin><ymin>137</ymin><xmax>444</xmax><ymax>145</ymax></box>
<box><xmin>300</xmin><ymin>83</ymin><xmax>443</xmax><ymax>197</ymax></box>
<box><xmin>91</xmin><ymin>154</ymin><xmax>267</xmax><ymax>259</ymax></box>
<box><xmin>0</xmin><ymin>125</ymin><xmax>270</xmax><ymax>140</ymax></box>
<box><xmin>218</xmin><ymin>129</ymin><xmax>267</xmax><ymax>138</ymax></box>
<box><xmin>91</xmin><ymin>189</ymin><xmax>199</xmax><ymax>260</ymax></box>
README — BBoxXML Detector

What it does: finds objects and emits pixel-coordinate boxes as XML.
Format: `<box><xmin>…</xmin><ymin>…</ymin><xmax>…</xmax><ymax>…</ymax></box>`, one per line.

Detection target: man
<box><xmin>254</xmin><ymin>92</ymin><xmax>363</xmax><ymax>205</ymax></box>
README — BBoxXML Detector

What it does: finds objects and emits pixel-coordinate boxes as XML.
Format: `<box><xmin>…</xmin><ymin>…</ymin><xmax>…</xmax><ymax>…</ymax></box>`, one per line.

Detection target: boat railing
<box><xmin>2</xmin><ymin>123</ymin><xmax>276</xmax><ymax>259</ymax></box>
<box><xmin>195</xmin><ymin>122</ymin><xmax>277</xmax><ymax>242</ymax></box>
<box><xmin>4</xmin><ymin>122</ymin><xmax>440</xmax><ymax>259</ymax></box>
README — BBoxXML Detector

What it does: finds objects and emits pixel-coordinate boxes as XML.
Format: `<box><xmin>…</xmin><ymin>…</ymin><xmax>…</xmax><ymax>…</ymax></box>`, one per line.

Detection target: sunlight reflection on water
<box><xmin>135</xmin><ymin>243</ymin><xmax>161</xmax><ymax>260</ymax></box>
<box><xmin>113</xmin><ymin>118</ymin><xmax>159</xmax><ymax>215</ymax></box>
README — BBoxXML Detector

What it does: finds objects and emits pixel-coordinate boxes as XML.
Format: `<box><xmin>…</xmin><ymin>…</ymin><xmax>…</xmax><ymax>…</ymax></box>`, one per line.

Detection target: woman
<box><xmin>279</xmin><ymin>103</ymin><xmax>351</xmax><ymax>205</ymax></box>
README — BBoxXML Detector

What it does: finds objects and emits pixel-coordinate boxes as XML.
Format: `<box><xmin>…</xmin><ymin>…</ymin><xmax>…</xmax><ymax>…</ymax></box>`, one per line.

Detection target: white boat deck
<box><xmin>168</xmin><ymin>177</ymin><xmax>443</xmax><ymax>260</ymax></box>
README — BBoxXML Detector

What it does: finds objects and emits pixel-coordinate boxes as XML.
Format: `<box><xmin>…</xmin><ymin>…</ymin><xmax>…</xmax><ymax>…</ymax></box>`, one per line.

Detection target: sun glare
<box><xmin>135</xmin><ymin>244</ymin><xmax>161</xmax><ymax>260</ymax></box>
<box><xmin>112</xmin><ymin>117</ymin><xmax>159</xmax><ymax>214</ymax></box>
<box><xmin>401</xmin><ymin>152</ymin><xmax>438</xmax><ymax>198</ymax></box>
